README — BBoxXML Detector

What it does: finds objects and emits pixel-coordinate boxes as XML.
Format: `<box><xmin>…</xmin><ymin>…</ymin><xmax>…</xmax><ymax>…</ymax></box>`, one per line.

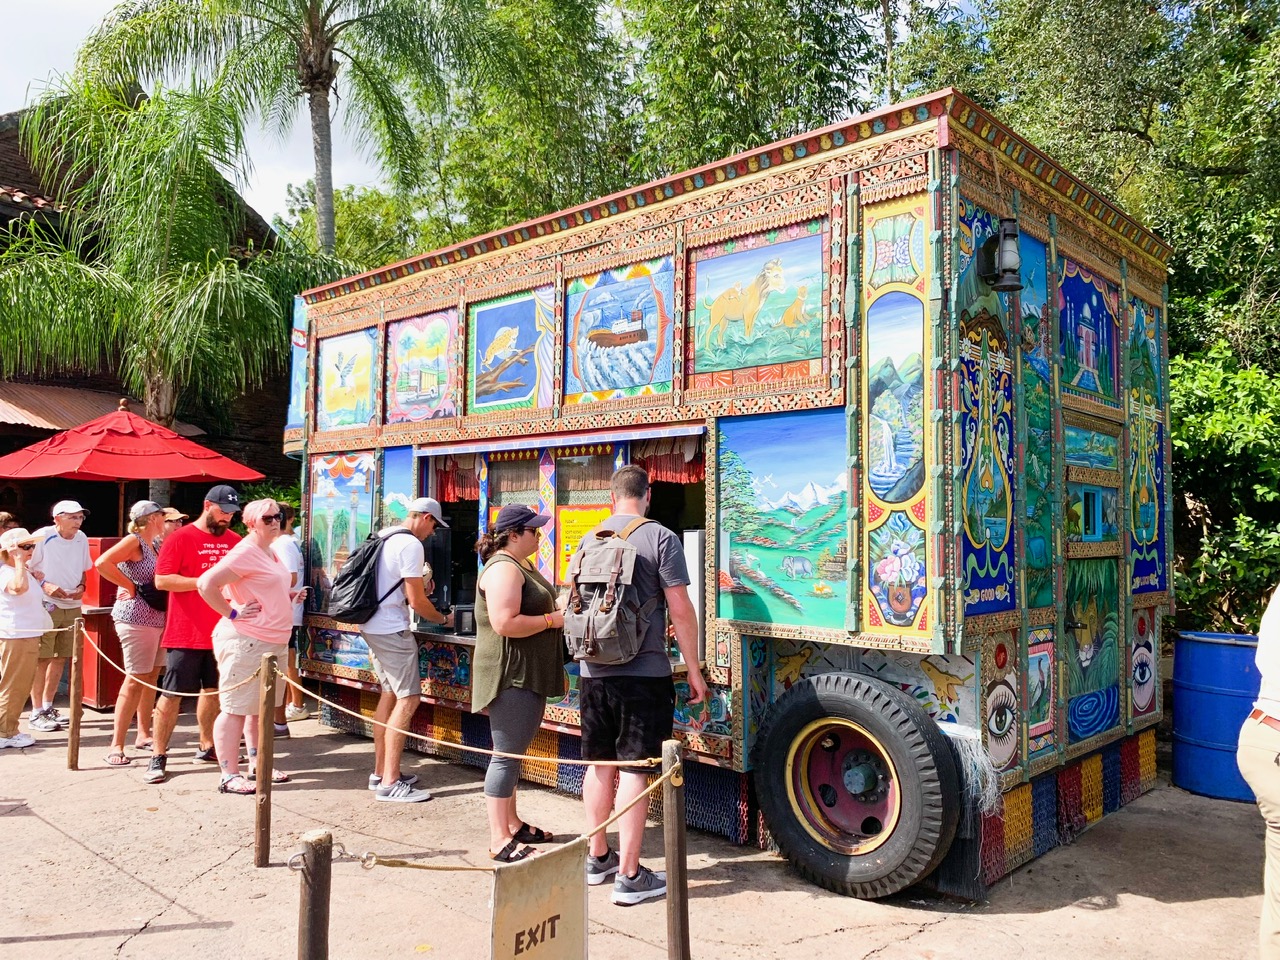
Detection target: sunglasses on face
<box><xmin>260</xmin><ymin>514</ymin><xmax>282</xmax><ymax>524</ymax></box>
<box><xmin>15</xmin><ymin>544</ymin><xmax>34</xmax><ymax>551</ymax></box>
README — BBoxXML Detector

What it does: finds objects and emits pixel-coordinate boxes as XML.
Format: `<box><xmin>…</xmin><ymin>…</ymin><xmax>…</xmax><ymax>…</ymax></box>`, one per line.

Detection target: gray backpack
<box><xmin>563</xmin><ymin>518</ymin><xmax>657</xmax><ymax>665</ymax></box>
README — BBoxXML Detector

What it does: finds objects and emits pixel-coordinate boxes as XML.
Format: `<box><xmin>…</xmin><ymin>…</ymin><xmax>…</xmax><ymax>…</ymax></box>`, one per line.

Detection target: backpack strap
<box><xmin>616</xmin><ymin>517</ymin><xmax>655</xmax><ymax>541</ymax></box>
<box><xmin>375</xmin><ymin>529</ymin><xmax>419</xmax><ymax>605</ymax></box>
<box><xmin>600</xmin><ymin>518</ymin><xmax>653</xmax><ymax>612</ymax></box>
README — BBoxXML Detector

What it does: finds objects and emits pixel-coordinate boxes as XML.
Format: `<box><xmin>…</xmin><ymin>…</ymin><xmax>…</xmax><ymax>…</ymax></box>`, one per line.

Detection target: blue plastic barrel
<box><xmin>1172</xmin><ymin>631</ymin><xmax>1261</xmax><ymax>803</ymax></box>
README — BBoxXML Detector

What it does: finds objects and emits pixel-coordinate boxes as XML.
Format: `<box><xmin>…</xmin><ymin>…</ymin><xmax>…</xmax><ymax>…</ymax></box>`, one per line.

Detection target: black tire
<box><xmin>752</xmin><ymin>672</ymin><xmax>961</xmax><ymax>898</ymax></box>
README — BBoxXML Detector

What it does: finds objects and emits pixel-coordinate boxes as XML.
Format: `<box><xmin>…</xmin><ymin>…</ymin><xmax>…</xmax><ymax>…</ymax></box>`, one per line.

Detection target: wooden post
<box><xmin>297</xmin><ymin>830</ymin><xmax>332</xmax><ymax>960</ymax></box>
<box><xmin>255</xmin><ymin>653</ymin><xmax>278</xmax><ymax>868</ymax></box>
<box><xmin>66</xmin><ymin>618</ymin><xmax>85</xmax><ymax>771</ymax></box>
<box><xmin>662</xmin><ymin>739</ymin><xmax>691</xmax><ymax>960</ymax></box>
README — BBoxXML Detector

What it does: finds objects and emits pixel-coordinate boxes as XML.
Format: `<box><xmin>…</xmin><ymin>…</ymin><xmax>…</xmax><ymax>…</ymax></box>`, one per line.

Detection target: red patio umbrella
<box><xmin>0</xmin><ymin>399</ymin><xmax>264</xmax><ymax>533</ymax></box>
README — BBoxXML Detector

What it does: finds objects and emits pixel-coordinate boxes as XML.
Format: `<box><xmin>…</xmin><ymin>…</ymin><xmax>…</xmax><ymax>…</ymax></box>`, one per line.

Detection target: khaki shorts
<box><xmin>116</xmin><ymin>622</ymin><xmax>166</xmax><ymax>675</ymax></box>
<box><xmin>212</xmin><ymin>621</ymin><xmax>286</xmax><ymax>715</ymax></box>
<box><xmin>39</xmin><ymin>606</ymin><xmax>80</xmax><ymax>659</ymax></box>
<box><xmin>361</xmin><ymin>630</ymin><xmax>422</xmax><ymax>700</ymax></box>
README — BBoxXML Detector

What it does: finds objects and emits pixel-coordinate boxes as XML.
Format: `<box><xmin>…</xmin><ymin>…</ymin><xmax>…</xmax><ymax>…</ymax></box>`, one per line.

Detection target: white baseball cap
<box><xmin>407</xmin><ymin>497</ymin><xmax>449</xmax><ymax>528</ymax></box>
<box><xmin>52</xmin><ymin>500</ymin><xmax>89</xmax><ymax>517</ymax></box>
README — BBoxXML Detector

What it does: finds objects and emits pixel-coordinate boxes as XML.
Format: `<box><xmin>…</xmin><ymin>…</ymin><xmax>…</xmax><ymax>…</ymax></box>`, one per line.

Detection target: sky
<box><xmin>1</xmin><ymin>0</ymin><xmax>381</xmax><ymax>222</ymax></box>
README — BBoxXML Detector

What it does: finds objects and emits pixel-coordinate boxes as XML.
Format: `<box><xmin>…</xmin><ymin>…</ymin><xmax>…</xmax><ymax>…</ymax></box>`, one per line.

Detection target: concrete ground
<box><xmin>0</xmin><ymin>704</ymin><xmax>1264</xmax><ymax>960</ymax></box>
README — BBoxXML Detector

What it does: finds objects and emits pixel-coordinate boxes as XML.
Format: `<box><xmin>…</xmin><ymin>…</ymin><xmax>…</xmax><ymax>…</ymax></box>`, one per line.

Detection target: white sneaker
<box><xmin>375</xmin><ymin>777</ymin><xmax>431</xmax><ymax>803</ymax></box>
<box><xmin>0</xmin><ymin>732</ymin><xmax>36</xmax><ymax>749</ymax></box>
<box><xmin>368</xmin><ymin>772</ymin><xmax>418</xmax><ymax>791</ymax></box>
<box><xmin>28</xmin><ymin>709</ymin><xmax>59</xmax><ymax>732</ymax></box>
<box><xmin>285</xmin><ymin>704</ymin><xmax>310</xmax><ymax>722</ymax></box>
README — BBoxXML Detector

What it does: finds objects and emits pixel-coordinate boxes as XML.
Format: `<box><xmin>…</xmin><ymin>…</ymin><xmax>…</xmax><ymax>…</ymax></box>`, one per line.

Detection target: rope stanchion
<box><xmin>255</xmin><ymin>653</ymin><xmax>279</xmax><ymax>869</ymax></box>
<box><xmin>67</xmin><ymin>618</ymin><xmax>85</xmax><ymax>771</ymax></box>
<box><xmin>663</xmin><ymin>739</ymin><xmax>691</xmax><ymax>960</ymax></box>
<box><xmin>274</xmin><ymin>670</ymin><xmax>662</xmax><ymax>769</ymax></box>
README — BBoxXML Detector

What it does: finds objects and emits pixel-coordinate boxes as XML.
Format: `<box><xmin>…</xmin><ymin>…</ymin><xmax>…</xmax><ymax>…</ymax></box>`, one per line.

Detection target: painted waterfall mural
<box><xmin>957</xmin><ymin>199</ymin><xmax>1016</xmax><ymax>616</ymax></box>
<box><xmin>565</xmin><ymin>257</ymin><xmax>675</xmax><ymax>402</ymax></box>
<box><xmin>866</xmin><ymin>292</ymin><xmax>925</xmax><ymax>504</ymax></box>
<box><xmin>717</xmin><ymin>408</ymin><xmax>848</xmax><ymax>631</ymax></box>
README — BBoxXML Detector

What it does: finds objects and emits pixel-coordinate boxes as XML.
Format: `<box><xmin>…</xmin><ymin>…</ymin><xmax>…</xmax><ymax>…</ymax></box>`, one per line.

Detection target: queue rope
<box><xmin>76</xmin><ymin>625</ymin><xmax>262</xmax><ymax>698</ymax></box>
<box><xmin>290</xmin><ymin>764</ymin><xmax>682</xmax><ymax>876</ymax></box>
<box><xmin>273</xmin><ymin>669</ymin><xmax>663</xmax><ymax>769</ymax></box>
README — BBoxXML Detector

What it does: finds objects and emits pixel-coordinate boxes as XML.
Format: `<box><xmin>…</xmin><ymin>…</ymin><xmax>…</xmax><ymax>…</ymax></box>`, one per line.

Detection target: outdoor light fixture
<box><xmin>977</xmin><ymin>217</ymin><xmax>1024</xmax><ymax>292</ymax></box>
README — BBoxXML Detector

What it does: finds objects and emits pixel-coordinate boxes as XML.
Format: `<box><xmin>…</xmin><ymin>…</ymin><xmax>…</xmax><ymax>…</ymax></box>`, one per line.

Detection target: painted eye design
<box><xmin>985</xmin><ymin>678</ymin><xmax>1019</xmax><ymax>770</ymax></box>
<box><xmin>1132</xmin><ymin>639</ymin><xmax>1156</xmax><ymax>713</ymax></box>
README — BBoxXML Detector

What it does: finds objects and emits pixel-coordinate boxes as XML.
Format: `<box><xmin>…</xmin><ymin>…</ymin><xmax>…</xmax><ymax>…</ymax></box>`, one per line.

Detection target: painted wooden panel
<box><xmin>386</xmin><ymin>309</ymin><xmax>459</xmax><ymax>423</ymax></box>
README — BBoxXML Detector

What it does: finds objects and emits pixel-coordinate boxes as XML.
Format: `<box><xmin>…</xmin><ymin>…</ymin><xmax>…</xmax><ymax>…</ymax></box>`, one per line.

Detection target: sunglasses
<box><xmin>16</xmin><ymin>544</ymin><xmax>35</xmax><ymax>551</ymax></box>
<box><xmin>260</xmin><ymin>514</ymin><xmax>282</xmax><ymax>524</ymax></box>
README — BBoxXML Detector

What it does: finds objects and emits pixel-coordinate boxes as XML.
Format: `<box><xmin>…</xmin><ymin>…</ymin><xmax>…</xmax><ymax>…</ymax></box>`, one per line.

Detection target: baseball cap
<box><xmin>52</xmin><ymin>500</ymin><xmax>89</xmax><ymax>517</ymax></box>
<box><xmin>204</xmin><ymin>485</ymin><xmax>241</xmax><ymax>513</ymax></box>
<box><xmin>407</xmin><ymin>497</ymin><xmax>449</xmax><ymax>528</ymax></box>
<box><xmin>129</xmin><ymin>500</ymin><xmax>164</xmax><ymax>522</ymax></box>
<box><xmin>493</xmin><ymin>504</ymin><xmax>551</xmax><ymax>534</ymax></box>
<box><xmin>163</xmin><ymin>507</ymin><xmax>188</xmax><ymax>521</ymax></box>
<box><xmin>0</xmin><ymin>527</ymin><xmax>41</xmax><ymax>551</ymax></box>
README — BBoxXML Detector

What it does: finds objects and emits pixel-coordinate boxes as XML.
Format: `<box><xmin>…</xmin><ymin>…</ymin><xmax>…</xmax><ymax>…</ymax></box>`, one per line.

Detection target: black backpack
<box><xmin>328</xmin><ymin>529</ymin><xmax>417</xmax><ymax>624</ymax></box>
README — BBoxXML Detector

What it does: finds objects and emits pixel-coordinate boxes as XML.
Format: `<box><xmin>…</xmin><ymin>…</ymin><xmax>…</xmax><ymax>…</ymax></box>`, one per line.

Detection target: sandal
<box><xmin>104</xmin><ymin>751</ymin><xmax>132</xmax><ymax>767</ymax></box>
<box><xmin>491</xmin><ymin>840</ymin><xmax>538</xmax><ymax>863</ymax></box>
<box><xmin>134</xmin><ymin>740</ymin><xmax>154</xmax><ymax>752</ymax></box>
<box><xmin>247</xmin><ymin>768</ymin><xmax>290</xmax><ymax>784</ymax></box>
<box><xmin>512</xmin><ymin>822</ymin><xmax>555</xmax><ymax>844</ymax></box>
<box><xmin>217</xmin><ymin>775</ymin><xmax>255</xmax><ymax>795</ymax></box>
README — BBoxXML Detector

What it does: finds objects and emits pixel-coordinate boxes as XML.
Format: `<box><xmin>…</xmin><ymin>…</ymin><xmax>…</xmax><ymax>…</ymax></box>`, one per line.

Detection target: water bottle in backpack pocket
<box><xmin>563</xmin><ymin>518</ymin><xmax>658</xmax><ymax>665</ymax></box>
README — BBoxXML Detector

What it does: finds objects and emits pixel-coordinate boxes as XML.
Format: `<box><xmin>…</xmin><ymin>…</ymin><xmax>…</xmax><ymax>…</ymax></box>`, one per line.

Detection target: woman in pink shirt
<box><xmin>197</xmin><ymin>499</ymin><xmax>297</xmax><ymax>795</ymax></box>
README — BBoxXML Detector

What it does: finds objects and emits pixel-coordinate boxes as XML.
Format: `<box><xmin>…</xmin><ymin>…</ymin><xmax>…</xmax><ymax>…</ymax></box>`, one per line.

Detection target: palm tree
<box><xmin>79</xmin><ymin>0</ymin><xmax>504</xmax><ymax>254</ymax></box>
<box><xmin>0</xmin><ymin>74</ymin><xmax>344</xmax><ymax>496</ymax></box>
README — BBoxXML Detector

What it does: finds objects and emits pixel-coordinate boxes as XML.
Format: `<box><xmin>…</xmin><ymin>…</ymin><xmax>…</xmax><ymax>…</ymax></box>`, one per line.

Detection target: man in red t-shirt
<box><xmin>143</xmin><ymin>485</ymin><xmax>242</xmax><ymax>785</ymax></box>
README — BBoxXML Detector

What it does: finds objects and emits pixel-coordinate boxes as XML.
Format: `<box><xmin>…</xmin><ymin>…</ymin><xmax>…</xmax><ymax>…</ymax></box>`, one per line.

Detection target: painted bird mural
<box><xmin>482</xmin><ymin>326</ymin><xmax>520</xmax><ymax>370</ymax></box>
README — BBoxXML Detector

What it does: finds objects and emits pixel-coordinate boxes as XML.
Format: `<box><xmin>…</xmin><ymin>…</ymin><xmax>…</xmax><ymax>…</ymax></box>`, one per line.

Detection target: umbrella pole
<box><xmin>117</xmin><ymin>480</ymin><xmax>125</xmax><ymax>537</ymax></box>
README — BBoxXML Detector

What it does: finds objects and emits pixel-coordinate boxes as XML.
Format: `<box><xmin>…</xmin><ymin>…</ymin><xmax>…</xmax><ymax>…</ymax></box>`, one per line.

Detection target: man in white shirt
<box><xmin>27</xmin><ymin>500</ymin><xmax>92</xmax><ymax>733</ymax></box>
<box><xmin>361</xmin><ymin>497</ymin><xmax>451</xmax><ymax>803</ymax></box>
<box><xmin>271</xmin><ymin>505</ymin><xmax>309</xmax><ymax>729</ymax></box>
<box><xmin>1239</xmin><ymin>582</ymin><xmax>1280</xmax><ymax>959</ymax></box>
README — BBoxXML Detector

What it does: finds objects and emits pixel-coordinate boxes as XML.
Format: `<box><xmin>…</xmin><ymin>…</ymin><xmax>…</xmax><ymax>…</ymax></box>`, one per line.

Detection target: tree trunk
<box><xmin>144</xmin><ymin>376</ymin><xmax>178</xmax><ymax>505</ymax></box>
<box><xmin>308</xmin><ymin>86</ymin><xmax>336</xmax><ymax>255</ymax></box>
<box><xmin>883</xmin><ymin>0</ymin><xmax>896</xmax><ymax>103</ymax></box>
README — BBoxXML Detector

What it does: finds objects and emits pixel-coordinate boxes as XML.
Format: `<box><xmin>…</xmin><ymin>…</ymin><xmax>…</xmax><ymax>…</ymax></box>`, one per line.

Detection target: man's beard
<box><xmin>206</xmin><ymin>516</ymin><xmax>230</xmax><ymax>535</ymax></box>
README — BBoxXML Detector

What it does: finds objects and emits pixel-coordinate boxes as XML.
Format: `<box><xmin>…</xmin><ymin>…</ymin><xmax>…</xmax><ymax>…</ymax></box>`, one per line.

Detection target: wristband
<box><xmin>228</xmin><ymin>608</ymin><xmax>238</xmax><ymax>621</ymax></box>
<box><xmin>544</xmin><ymin>612</ymin><xmax>555</xmax><ymax>629</ymax></box>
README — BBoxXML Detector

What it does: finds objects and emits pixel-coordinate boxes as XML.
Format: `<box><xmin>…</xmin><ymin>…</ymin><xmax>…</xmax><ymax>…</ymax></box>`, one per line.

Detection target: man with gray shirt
<box><xmin>579</xmin><ymin>465</ymin><xmax>708</xmax><ymax>905</ymax></box>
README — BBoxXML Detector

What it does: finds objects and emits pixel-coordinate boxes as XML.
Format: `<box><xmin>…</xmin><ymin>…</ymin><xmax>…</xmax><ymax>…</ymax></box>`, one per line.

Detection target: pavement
<box><xmin>0</xmin><ymin>703</ymin><xmax>1265</xmax><ymax>960</ymax></box>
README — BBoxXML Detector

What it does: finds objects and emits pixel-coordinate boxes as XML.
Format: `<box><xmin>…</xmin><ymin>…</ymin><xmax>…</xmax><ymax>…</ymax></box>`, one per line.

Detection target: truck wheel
<box><xmin>753</xmin><ymin>672</ymin><xmax>961</xmax><ymax>898</ymax></box>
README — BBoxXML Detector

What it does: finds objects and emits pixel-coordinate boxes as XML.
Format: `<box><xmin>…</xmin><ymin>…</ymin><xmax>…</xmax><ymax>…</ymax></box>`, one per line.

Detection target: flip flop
<box><xmin>491</xmin><ymin>840</ymin><xmax>538</xmax><ymax>863</ymax></box>
<box><xmin>513</xmin><ymin>822</ymin><xmax>554</xmax><ymax>844</ymax></box>
<box><xmin>104</xmin><ymin>751</ymin><xmax>132</xmax><ymax>767</ymax></box>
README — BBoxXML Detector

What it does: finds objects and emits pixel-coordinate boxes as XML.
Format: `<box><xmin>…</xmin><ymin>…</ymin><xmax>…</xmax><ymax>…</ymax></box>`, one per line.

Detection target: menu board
<box><xmin>556</xmin><ymin>506</ymin><xmax>612</xmax><ymax>583</ymax></box>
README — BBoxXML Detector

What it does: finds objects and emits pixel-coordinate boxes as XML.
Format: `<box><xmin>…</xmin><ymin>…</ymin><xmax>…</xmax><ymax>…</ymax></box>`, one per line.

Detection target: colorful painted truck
<box><xmin>286</xmin><ymin>88</ymin><xmax>1172</xmax><ymax>899</ymax></box>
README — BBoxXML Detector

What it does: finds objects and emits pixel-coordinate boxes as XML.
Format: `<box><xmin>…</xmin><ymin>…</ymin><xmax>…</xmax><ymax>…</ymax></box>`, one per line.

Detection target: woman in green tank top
<box><xmin>474</xmin><ymin>505</ymin><xmax>566</xmax><ymax>862</ymax></box>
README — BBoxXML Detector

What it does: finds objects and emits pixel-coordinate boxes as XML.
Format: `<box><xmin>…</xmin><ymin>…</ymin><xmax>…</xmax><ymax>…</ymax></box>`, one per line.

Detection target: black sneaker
<box><xmin>193</xmin><ymin>746</ymin><xmax>217</xmax><ymax>764</ymax></box>
<box><xmin>586</xmin><ymin>847</ymin><xmax>620</xmax><ymax>886</ymax></box>
<box><xmin>611</xmin><ymin>864</ymin><xmax>667</xmax><ymax>905</ymax></box>
<box><xmin>144</xmin><ymin>755</ymin><xmax>168</xmax><ymax>784</ymax></box>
